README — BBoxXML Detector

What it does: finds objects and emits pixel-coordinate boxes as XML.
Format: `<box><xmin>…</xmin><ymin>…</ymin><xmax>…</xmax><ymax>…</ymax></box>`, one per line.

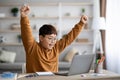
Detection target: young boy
<box><xmin>20</xmin><ymin>5</ymin><xmax>88</xmax><ymax>73</ymax></box>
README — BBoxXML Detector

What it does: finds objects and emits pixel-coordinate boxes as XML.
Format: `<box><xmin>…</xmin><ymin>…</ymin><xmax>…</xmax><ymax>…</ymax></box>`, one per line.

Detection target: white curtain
<box><xmin>106</xmin><ymin>0</ymin><xmax>120</xmax><ymax>73</ymax></box>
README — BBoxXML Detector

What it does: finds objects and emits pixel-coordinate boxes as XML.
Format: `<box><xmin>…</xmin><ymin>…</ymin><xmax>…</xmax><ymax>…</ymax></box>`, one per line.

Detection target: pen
<box><xmin>98</xmin><ymin>56</ymin><xmax>105</xmax><ymax>64</ymax></box>
<box><xmin>25</xmin><ymin>73</ymin><xmax>39</xmax><ymax>78</ymax></box>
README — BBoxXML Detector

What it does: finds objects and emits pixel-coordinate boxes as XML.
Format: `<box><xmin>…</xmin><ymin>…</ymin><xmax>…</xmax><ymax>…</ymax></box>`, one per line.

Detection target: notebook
<box><xmin>55</xmin><ymin>54</ymin><xmax>94</xmax><ymax>76</ymax></box>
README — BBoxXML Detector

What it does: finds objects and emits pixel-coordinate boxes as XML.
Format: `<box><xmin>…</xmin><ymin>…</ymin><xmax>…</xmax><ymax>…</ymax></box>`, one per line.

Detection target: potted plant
<box><xmin>11</xmin><ymin>7</ymin><xmax>19</xmax><ymax>17</ymax></box>
<box><xmin>81</xmin><ymin>8</ymin><xmax>85</xmax><ymax>15</ymax></box>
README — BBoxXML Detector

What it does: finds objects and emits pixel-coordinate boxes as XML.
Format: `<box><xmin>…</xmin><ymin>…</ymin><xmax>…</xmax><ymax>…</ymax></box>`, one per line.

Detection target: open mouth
<box><xmin>49</xmin><ymin>44</ymin><xmax>54</xmax><ymax>47</ymax></box>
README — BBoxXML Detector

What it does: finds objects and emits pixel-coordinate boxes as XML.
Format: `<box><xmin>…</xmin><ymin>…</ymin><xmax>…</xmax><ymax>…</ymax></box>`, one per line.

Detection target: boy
<box><xmin>20</xmin><ymin>5</ymin><xmax>88</xmax><ymax>73</ymax></box>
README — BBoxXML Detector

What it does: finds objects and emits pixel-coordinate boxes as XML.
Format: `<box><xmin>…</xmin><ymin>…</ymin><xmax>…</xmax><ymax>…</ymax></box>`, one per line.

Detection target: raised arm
<box><xmin>20</xmin><ymin>5</ymin><xmax>34</xmax><ymax>50</ymax></box>
<box><xmin>57</xmin><ymin>15</ymin><xmax>88</xmax><ymax>53</ymax></box>
<box><xmin>80</xmin><ymin>15</ymin><xmax>88</xmax><ymax>24</ymax></box>
<box><xmin>20</xmin><ymin>5</ymin><xmax>30</xmax><ymax>17</ymax></box>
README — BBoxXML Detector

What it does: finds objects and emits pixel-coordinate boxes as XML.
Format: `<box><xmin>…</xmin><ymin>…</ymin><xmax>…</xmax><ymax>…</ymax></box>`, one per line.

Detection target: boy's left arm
<box><xmin>56</xmin><ymin>15</ymin><xmax>88</xmax><ymax>53</ymax></box>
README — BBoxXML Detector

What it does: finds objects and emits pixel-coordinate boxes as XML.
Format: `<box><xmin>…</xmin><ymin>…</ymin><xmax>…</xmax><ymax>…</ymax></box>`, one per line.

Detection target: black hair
<box><xmin>39</xmin><ymin>24</ymin><xmax>57</xmax><ymax>37</ymax></box>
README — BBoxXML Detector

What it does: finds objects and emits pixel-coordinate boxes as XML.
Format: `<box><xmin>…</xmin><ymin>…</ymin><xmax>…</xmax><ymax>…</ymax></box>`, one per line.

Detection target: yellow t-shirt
<box><xmin>20</xmin><ymin>16</ymin><xmax>84</xmax><ymax>73</ymax></box>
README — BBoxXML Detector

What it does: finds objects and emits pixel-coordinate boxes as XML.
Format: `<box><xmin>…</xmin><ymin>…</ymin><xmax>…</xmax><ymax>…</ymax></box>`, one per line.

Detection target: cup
<box><xmin>94</xmin><ymin>63</ymin><xmax>103</xmax><ymax>73</ymax></box>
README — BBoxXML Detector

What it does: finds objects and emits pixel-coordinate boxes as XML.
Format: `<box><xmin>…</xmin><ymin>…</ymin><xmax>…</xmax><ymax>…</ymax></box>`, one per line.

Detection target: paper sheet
<box><xmin>36</xmin><ymin>72</ymin><xmax>54</xmax><ymax>76</ymax></box>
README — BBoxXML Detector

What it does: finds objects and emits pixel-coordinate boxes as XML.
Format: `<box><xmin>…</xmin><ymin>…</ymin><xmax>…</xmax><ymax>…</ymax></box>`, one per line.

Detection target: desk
<box><xmin>17</xmin><ymin>70</ymin><xmax>120</xmax><ymax>80</ymax></box>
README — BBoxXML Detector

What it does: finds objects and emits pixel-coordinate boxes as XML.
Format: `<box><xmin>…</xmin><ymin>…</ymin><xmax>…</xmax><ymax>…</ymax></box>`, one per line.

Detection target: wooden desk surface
<box><xmin>17</xmin><ymin>70</ymin><xmax>120</xmax><ymax>80</ymax></box>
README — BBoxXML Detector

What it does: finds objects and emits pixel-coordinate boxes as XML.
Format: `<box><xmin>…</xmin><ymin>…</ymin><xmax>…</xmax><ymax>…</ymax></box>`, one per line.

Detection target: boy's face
<box><xmin>39</xmin><ymin>34</ymin><xmax>57</xmax><ymax>49</ymax></box>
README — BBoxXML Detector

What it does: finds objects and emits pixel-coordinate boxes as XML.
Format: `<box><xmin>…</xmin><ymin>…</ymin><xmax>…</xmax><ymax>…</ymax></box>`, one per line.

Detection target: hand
<box><xmin>20</xmin><ymin>5</ymin><xmax>30</xmax><ymax>17</ymax></box>
<box><xmin>80</xmin><ymin>15</ymin><xmax>88</xmax><ymax>24</ymax></box>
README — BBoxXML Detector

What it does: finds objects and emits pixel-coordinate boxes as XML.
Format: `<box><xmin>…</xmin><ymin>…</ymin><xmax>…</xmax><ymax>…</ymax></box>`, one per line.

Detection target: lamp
<box><xmin>99</xmin><ymin>17</ymin><xmax>106</xmax><ymax>30</ymax></box>
<box><xmin>92</xmin><ymin>17</ymin><xmax>106</xmax><ymax>30</ymax></box>
<box><xmin>92</xmin><ymin>17</ymin><xmax>106</xmax><ymax>73</ymax></box>
<box><xmin>92</xmin><ymin>17</ymin><xmax>106</xmax><ymax>54</ymax></box>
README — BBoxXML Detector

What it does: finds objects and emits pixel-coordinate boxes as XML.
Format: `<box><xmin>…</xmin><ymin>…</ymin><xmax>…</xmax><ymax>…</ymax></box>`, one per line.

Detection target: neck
<box><xmin>39</xmin><ymin>42</ymin><xmax>50</xmax><ymax>51</ymax></box>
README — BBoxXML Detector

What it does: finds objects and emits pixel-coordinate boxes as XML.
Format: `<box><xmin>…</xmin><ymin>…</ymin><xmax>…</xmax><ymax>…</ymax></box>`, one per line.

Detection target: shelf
<box><xmin>0</xmin><ymin>42</ymin><xmax>93</xmax><ymax>46</ymax></box>
<box><xmin>82</xmin><ymin>29</ymin><xmax>93</xmax><ymax>32</ymax></box>
<box><xmin>61</xmin><ymin>29</ymin><xmax>93</xmax><ymax>33</ymax></box>
<box><xmin>0</xmin><ymin>17</ymin><xmax>20</xmax><ymax>19</ymax></box>
<box><xmin>0</xmin><ymin>16</ymin><xmax>92</xmax><ymax>20</ymax></box>
<box><xmin>0</xmin><ymin>30</ymin><xmax>38</xmax><ymax>33</ymax></box>
<box><xmin>0</xmin><ymin>43</ymin><xmax>23</xmax><ymax>46</ymax></box>
<box><xmin>72</xmin><ymin>42</ymin><xmax>93</xmax><ymax>45</ymax></box>
<box><xmin>0</xmin><ymin>30</ymin><xmax>20</xmax><ymax>33</ymax></box>
<box><xmin>0</xmin><ymin>16</ymin><xmax>59</xmax><ymax>19</ymax></box>
<box><xmin>29</xmin><ymin>16</ymin><xmax>59</xmax><ymax>19</ymax></box>
<box><xmin>0</xmin><ymin>3</ymin><xmax>58</xmax><ymax>6</ymax></box>
<box><xmin>62</xmin><ymin>16</ymin><xmax>93</xmax><ymax>19</ymax></box>
<box><xmin>0</xmin><ymin>27</ymin><xmax>93</xmax><ymax>34</ymax></box>
<box><xmin>0</xmin><ymin>2</ymin><xmax>93</xmax><ymax>6</ymax></box>
<box><xmin>61</xmin><ymin>2</ymin><xmax>93</xmax><ymax>6</ymax></box>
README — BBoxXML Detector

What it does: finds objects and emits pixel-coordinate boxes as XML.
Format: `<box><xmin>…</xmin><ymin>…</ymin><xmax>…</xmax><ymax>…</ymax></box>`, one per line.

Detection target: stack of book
<box><xmin>0</xmin><ymin>72</ymin><xmax>17</xmax><ymax>80</ymax></box>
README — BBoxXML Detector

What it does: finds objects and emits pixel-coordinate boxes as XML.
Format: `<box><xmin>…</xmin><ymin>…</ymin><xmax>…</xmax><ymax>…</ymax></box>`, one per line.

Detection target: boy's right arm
<box><xmin>20</xmin><ymin>5</ymin><xmax>34</xmax><ymax>50</ymax></box>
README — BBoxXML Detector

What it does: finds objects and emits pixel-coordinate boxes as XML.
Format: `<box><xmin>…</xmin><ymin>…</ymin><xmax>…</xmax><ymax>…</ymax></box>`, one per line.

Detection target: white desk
<box><xmin>17</xmin><ymin>70</ymin><xmax>120</xmax><ymax>80</ymax></box>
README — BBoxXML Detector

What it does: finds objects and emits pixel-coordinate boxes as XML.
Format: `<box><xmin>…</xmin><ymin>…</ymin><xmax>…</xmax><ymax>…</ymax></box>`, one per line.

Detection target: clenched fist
<box><xmin>20</xmin><ymin>5</ymin><xmax>30</xmax><ymax>17</ymax></box>
<box><xmin>79</xmin><ymin>15</ymin><xmax>88</xmax><ymax>25</ymax></box>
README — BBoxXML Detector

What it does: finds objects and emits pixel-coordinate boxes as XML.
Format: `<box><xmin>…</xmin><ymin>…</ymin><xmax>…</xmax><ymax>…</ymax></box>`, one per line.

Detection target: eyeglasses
<box><xmin>46</xmin><ymin>37</ymin><xmax>57</xmax><ymax>42</ymax></box>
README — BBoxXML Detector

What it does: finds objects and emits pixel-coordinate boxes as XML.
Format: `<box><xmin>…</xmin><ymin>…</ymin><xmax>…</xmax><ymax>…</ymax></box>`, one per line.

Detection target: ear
<box><xmin>39</xmin><ymin>35</ymin><xmax>44</xmax><ymax>42</ymax></box>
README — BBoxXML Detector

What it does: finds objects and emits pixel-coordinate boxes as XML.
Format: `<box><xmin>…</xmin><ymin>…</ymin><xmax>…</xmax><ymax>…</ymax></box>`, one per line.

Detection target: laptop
<box><xmin>55</xmin><ymin>54</ymin><xmax>94</xmax><ymax>76</ymax></box>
